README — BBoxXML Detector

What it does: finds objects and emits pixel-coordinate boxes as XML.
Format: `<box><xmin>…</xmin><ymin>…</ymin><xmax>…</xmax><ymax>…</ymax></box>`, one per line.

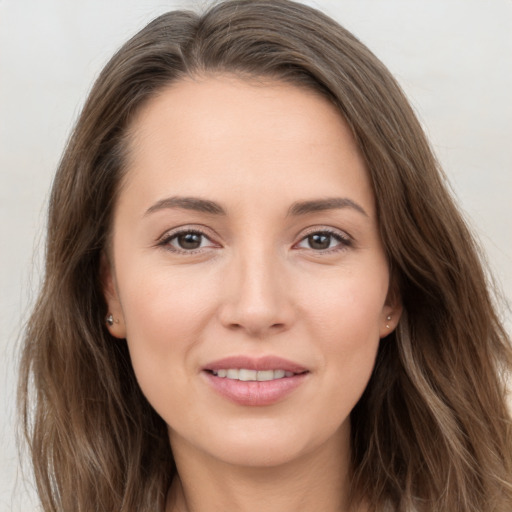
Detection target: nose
<box><xmin>217</xmin><ymin>248</ymin><xmax>295</xmax><ymax>338</ymax></box>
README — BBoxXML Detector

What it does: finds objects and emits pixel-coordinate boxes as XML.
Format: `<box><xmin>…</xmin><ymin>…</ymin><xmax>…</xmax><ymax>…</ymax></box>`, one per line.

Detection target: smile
<box><xmin>202</xmin><ymin>356</ymin><xmax>309</xmax><ymax>406</ymax></box>
<box><xmin>210</xmin><ymin>369</ymin><xmax>296</xmax><ymax>381</ymax></box>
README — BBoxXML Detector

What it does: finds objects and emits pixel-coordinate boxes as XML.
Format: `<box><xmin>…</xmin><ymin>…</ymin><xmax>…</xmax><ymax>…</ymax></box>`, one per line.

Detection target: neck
<box><xmin>166</xmin><ymin>426</ymin><xmax>363</xmax><ymax>512</ymax></box>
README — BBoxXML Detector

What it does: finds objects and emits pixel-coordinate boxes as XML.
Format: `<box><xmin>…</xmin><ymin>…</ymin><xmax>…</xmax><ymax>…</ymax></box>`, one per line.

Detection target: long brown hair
<box><xmin>19</xmin><ymin>1</ymin><xmax>512</xmax><ymax>511</ymax></box>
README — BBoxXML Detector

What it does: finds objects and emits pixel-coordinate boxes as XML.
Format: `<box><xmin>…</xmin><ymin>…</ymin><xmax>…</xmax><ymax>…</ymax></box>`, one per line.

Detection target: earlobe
<box><xmin>379</xmin><ymin>307</ymin><xmax>402</xmax><ymax>338</ymax></box>
<box><xmin>379</xmin><ymin>282</ymin><xmax>403</xmax><ymax>338</ymax></box>
<box><xmin>100</xmin><ymin>252</ymin><xmax>127</xmax><ymax>339</ymax></box>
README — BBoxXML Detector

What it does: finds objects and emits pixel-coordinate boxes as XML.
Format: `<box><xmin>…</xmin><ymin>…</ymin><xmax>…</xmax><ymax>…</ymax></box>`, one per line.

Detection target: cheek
<box><xmin>301</xmin><ymin>267</ymin><xmax>387</xmax><ymax>401</ymax></box>
<box><xmin>303</xmin><ymin>265</ymin><xmax>388</xmax><ymax>342</ymax></box>
<box><xmin>121</xmin><ymin>261</ymin><xmax>216</xmax><ymax>333</ymax></box>
<box><xmin>117</xmin><ymin>263</ymin><xmax>219</xmax><ymax>388</ymax></box>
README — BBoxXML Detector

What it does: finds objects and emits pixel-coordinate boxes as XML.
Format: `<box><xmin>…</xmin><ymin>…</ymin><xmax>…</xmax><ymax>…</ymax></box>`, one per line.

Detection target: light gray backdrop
<box><xmin>1</xmin><ymin>1</ymin><xmax>511</xmax><ymax>510</ymax></box>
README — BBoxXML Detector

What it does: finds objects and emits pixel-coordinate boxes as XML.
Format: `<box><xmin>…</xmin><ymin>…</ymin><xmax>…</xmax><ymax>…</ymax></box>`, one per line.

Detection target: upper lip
<box><xmin>203</xmin><ymin>355</ymin><xmax>308</xmax><ymax>374</ymax></box>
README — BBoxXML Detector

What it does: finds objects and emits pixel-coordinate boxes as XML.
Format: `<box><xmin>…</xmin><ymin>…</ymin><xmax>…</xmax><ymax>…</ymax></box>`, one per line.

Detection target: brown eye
<box><xmin>307</xmin><ymin>233</ymin><xmax>332</xmax><ymax>250</ymax></box>
<box><xmin>176</xmin><ymin>232</ymin><xmax>203</xmax><ymax>249</ymax></box>
<box><xmin>164</xmin><ymin>231</ymin><xmax>213</xmax><ymax>251</ymax></box>
<box><xmin>295</xmin><ymin>230</ymin><xmax>351</xmax><ymax>252</ymax></box>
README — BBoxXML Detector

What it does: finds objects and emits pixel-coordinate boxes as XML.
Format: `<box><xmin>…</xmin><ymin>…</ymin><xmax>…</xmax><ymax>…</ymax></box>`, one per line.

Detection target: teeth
<box><xmin>211</xmin><ymin>369</ymin><xmax>295</xmax><ymax>381</ymax></box>
<box><xmin>239</xmin><ymin>369</ymin><xmax>257</xmax><ymax>381</ymax></box>
<box><xmin>226</xmin><ymin>369</ymin><xmax>238</xmax><ymax>379</ymax></box>
<box><xmin>256</xmin><ymin>370</ymin><xmax>274</xmax><ymax>381</ymax></box>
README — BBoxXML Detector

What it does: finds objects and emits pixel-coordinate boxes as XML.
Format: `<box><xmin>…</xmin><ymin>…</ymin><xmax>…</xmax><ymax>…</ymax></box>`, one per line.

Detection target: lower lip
<box><xmin>203</xmin><ymin>371</ymin><xmax>308</xmax><ymax>406</ymax></box>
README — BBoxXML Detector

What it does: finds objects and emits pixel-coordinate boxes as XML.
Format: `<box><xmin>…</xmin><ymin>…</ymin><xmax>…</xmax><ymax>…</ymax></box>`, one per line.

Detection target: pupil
<box><xmin>178</xmin><ymin>233</ymin><xmax>202</xmax><ymax>249</ymax></box>
<box><xmin>309</xmin><ymin>233</ymin><xmax>331</xmax><ymax>250</ymax></box>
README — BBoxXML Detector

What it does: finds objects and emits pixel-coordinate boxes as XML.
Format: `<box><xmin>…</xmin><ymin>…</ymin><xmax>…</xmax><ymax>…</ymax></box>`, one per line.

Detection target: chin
<box><xmin>210</xmin><ymin>439</ymin><xmax>311</xmax><ymax>468</ymax></box>
<box><xmin>170</xmin><ymin>415</ymin><xmax>349</xmax><ymax>469</ymax></box>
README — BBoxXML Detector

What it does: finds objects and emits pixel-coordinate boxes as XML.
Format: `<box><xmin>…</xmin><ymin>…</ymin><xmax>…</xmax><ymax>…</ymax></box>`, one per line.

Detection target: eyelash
<box><xmin>294</xmin><ymin>228</ymin><xmax>353</xmax><ymax>254</ymax></box>
<box><xmin>157</xmin><ymin>227</ymin><xmax>217</xmax><ymax>254</ymax></box>
<box><xmin>157</xmin><ymin>226</ymin><xmax>353</xmax><ymax>254</ymax></box>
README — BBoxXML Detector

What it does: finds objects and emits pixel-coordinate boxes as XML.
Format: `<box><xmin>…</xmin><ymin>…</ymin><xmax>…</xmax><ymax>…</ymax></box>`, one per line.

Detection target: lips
<box><xmin>202</xmin><ymin>355</ymin><xmax>309</xmax><ymax>406</ymax></box>
<box><xmin>203</xmin><ymin>355</ymin><xmax>308</xmax><ymax>374</ymax></box>
<box><xmin>211</xmin><ymin>368</ymin><xmax>295</xmax><ymax>381</ymax></box>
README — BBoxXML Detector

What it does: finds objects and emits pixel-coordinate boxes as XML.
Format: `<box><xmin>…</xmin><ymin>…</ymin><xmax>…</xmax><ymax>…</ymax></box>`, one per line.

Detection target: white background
<box><xmin>1</xmin><ymin>1</ymin><xmax>511</xmax><ymax>510</ymax></box>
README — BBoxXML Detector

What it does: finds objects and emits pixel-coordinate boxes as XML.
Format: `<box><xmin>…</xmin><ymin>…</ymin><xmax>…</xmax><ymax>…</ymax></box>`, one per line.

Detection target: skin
<box><xmin>103</xmin><ymin>75</ymin><xmax>401</xmax><ymax>512</ymax></box>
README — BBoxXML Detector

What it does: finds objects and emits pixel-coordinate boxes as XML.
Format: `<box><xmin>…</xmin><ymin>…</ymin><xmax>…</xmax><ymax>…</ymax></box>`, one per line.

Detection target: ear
<box><xmin>379</xmin><ymin>280</ymin><xmax>403</xmax><ymax>339</ymax></box>
<box><xmin>100</xmin><ymin>252</ymin><xmax>127</xmax><ymax>339</ymax></box>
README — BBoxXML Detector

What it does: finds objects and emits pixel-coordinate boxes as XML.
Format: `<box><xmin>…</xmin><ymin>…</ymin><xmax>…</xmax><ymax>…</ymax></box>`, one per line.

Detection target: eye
<box><xmin>160</xmin><ymin>229</ymin><xmax>218</xmax><ymax>252</ymax></box>
<box><xmin>295</xmin><ymin>230</ymin><xmax>351</xmax><ymax>251</ymax></box>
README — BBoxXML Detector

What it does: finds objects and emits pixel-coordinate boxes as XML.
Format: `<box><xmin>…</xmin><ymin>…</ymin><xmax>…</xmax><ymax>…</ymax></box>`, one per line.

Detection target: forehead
<box><xmin>120</xmin><ymin>74</ymin><xmax>374</xmax><ymax>215</ymax></box>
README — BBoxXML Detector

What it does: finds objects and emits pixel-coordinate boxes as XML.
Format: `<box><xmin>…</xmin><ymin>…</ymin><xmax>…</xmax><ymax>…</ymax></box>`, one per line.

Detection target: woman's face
<box><xmin>104</xmin><ymin>75</ymin><xmax>400</xmax><ymax>468</ymax></box>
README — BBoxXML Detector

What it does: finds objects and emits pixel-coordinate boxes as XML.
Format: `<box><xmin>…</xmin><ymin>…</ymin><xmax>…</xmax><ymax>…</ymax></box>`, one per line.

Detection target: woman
<box><xmin>18</xmin><ymin>1</ymin><xmax>512</xmax><ymax>511</ymax></box>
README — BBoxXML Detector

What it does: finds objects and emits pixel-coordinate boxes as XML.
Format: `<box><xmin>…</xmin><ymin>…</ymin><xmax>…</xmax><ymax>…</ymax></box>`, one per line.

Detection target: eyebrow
<box><xmin>145</xmin><ymin>196</ymin><xmax>226</xmax><ymax>216</ymax></box>
<box><xmin>287</xmin><ymin>197</ymin><xmax>368</xmax><ymax>217</ymax></box>
<box><xmin>144</xmin><ymin>195</ymin><xmax>368</xmax><ymax>218</ymax></box>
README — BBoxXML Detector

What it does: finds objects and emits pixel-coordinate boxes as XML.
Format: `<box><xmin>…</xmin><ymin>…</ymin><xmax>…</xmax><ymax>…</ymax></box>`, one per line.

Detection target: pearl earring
<box><xmin>386</xmin><ymin>315</ymin><xmax>392</xmax><ymax>329</ymax></box>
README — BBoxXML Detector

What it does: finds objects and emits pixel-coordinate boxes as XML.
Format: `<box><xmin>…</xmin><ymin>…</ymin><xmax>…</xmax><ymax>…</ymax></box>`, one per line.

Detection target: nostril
<box><xmin>218</xmin><ymin>293</ymin><xmax>294</xmax><ymax>336</ymax></box>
